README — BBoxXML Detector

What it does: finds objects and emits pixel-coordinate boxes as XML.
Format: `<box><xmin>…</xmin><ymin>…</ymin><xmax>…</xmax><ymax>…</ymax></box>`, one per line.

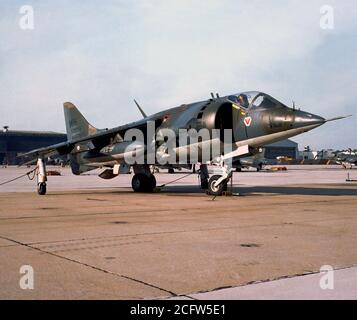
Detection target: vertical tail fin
<box><xmin>63</xmin><ymin>102</ymin><xmax>99</xmax><ymax>175</ymax></box>
<box><xmin>63</xmin><ymin>102</ymin><xmax>98</xmax><ymax>141</ymax></box>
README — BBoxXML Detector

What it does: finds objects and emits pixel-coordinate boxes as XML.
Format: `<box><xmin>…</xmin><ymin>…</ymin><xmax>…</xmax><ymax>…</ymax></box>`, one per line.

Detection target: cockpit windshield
<box><xmin>251</xmin><ymin>93</ymin><xmax>282</xmax><ymax>109</ymax></box>
<box><xmin>227</xmin><ymin>91</ymin><xmax>259</xmax><ymax>109</ymax></box>
<box><xmin>227</xmin><ymin>91</ymin><xmax>285</xmax><ymax>109</ymax></box>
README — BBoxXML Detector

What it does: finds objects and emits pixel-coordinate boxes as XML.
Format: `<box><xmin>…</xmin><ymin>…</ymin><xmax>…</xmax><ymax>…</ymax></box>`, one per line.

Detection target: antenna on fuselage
<box><xmin>210</xmin><ymin>92</ymin><xmax>215</xmax><ymax>99</ymax></box>
<box><xmin>134</xmin><ymin>99</ymin><xmax>147</xmax><ymax>118</ymax></box>
<box><xmin>216</xmin><ymin>93</ymin><xmax>220</xmax><ymax>98</ymax></box>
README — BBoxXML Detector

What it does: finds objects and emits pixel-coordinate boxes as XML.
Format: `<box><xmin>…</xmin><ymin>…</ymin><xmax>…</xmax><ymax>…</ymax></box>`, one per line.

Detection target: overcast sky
<box><xmin>1</xmin><ymin>0</ymin><xmax>356</xmax><ymax>150</ymax></box>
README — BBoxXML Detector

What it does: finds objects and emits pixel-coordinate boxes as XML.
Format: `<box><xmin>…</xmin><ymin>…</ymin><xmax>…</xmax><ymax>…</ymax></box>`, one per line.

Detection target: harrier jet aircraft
<box><xmin>335</xmin><ymin>149</ymin><xmax>357</xmax><ymax>169</ymax></box>
<box><xmin>313</xmin><ymin>148</ymin><xmax>357</xmax><ymax>168</ymax></box>
<box><xmin>232</xmin><ymin>150</ymin><xmax>266</xmax><ymax>172</ymax></box>
<box><xmin>22</xmin><ymin>91</ymin><xmax>349</xmax><ymax>196</ymax></box>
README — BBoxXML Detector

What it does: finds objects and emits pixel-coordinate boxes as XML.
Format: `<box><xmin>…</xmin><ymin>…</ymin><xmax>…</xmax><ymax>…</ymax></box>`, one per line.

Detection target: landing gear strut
<box><xmin>131</xmin><ymin>165</ymin><xmax>156</xmax><ymax>193</ymax></box>
<box><xmin>37</xmin><ymin>158</ymin><xmax>47</xmax><ymax>195</ymax></box>
<box><xmin>199</xmin><ymin>164</ymin><xmax>209</xmax><ymax>189</ymax></box>
<box><xmin>208</xmin><ymin>175</ymin><xmax>228</xmax><ymax>196</ymax></box>
<box><xmin>206</xmin><ymin>159</ymin><xmax>232</xmax><ymax>196</ymax></box>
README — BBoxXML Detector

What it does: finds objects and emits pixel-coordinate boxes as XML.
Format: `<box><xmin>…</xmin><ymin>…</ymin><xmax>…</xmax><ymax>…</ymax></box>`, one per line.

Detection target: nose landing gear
<box><xmin>206</xmin><ymin>160</ymin><xmax>233</xmax><ymax>196</ymax></box>
<box><xmin>208</xmin><ymin>175</ymin><xmax>229</xmax><ymax>196</ymax></box>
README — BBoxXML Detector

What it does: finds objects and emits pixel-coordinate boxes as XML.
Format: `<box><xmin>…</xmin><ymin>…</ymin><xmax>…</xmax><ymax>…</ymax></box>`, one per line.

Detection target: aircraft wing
<box><xmin>20</xmin><ymin>141</ymin><xmax>74</xmax><ymax>160</ymax></box>
<box><xmin>19</xmin><ymin>118</ymin><xmax>148</xmax><ymax>162</ymax></box>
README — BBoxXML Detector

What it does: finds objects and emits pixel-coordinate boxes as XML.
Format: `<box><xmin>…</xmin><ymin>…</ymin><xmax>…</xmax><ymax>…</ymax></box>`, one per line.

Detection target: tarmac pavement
<box><xmin>0</xmin><ymin>166</ymin><xmax>356</xmax><ymax>299</ymax></box>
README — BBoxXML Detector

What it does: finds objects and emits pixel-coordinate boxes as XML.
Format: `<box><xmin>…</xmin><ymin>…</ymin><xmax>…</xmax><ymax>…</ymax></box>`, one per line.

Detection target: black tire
<box><xmin>168</xmin><ymin>168</ymin><xmax>175</xmax><ymax>174</ymax></box>
<box><xmin>37</xmin><ymin>183</ymin><xmax>46</xmax><ymax>195</ymax></box>
<box><xmin>223</xmin><ymin>182</ymin><xmax>228</xmax><ymax>191</ymax></box>
<box><xmin>132</xmin><ymin>173</ymin><xmax>148</xmax><ymax>192</ymax></box>
<box><xmin>131</xmin><ymin>173</ymin><xmax>155</xmax><ymax>193</ymax></box>
<box><xmin>208</xmin><ymin>175</ymin><xmax>227</xmax><ymax>196</ymax></box>
<box><xmin>236</xmin><ymin>168</ymin><xmax>242</xmax><ymax>172</ymax></box>
<box><xmin>149</xmin><ymin>175</ymin><xmax>156</xmax><ymax>190</ymax></box>
<box><xmin>200</xmin><ymin>178</ymin><xmax>208</xmax><ymax>190</ymax></box>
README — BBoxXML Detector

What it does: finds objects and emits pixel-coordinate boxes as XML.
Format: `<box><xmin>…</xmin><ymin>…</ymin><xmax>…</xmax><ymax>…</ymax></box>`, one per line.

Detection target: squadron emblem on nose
<box><xmin>244</xmin><ymin>116</ymin><xmax>252</xmax><ymax>127</ymax></box>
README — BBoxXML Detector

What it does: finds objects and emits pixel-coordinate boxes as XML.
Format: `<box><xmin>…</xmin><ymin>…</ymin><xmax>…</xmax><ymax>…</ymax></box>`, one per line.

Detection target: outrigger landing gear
<box><xmin>36</xmin><ymin>158</ymin><xmax>47</xmax><ymax>195</ymax></box>
<box><xmin>131</xmin><ymin>165</ymin><xmax>156</xmax><ymax>193</ymax></box>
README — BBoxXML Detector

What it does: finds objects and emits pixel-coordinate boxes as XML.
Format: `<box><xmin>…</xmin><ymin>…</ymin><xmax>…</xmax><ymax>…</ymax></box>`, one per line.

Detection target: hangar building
<box><xmin>0</xmin><ymin>127</ymin><xmax>67</xmax><ymax>165</ymax></box>
<box><xmin>264</xmin><ymin>139</ymin><xmax>298</xmax><ymax>160</ymax></box>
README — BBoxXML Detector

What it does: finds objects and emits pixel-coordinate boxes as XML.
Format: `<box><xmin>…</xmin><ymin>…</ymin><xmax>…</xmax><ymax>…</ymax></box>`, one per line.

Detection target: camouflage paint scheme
<box><xmin>22</xmin><ymin>91</ymin><xmax>344</xmax><ymax>194</ymax></box>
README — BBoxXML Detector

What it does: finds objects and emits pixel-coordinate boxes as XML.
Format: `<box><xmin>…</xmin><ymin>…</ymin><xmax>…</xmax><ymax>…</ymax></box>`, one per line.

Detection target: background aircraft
<box><xmin>312</xmin><ymin>148</ymin><xmax>357</xmax><ymax>168</ymax></box>
<box><xmin>232</xmin><ymin>150</ymin><xmax>266</xmax><ymax>172</ymax></box>
<box><xmin>333</xmin><ymin>149</ymin><xmax>357</xmax><ymax>169</ymax></box>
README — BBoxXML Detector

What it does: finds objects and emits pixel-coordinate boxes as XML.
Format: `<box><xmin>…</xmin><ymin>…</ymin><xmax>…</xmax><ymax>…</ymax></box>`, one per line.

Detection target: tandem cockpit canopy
<box><xmin>227</xmin><ymin>91</ymin><xmax>259</xmax><ymax>109</ymax></box>
<box><xmin>227</xmin><ymin>91</ymin><xmax>287</xmax><ymax>110</ymax></box>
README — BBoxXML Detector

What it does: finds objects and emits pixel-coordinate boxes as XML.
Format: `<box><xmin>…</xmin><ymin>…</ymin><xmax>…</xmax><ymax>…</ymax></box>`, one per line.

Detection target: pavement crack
<box><xmin>0</xmin><ymin>235</ymin><xmax>177</xmax><ymax>298</ymax></box>
<box><xmin>183</xmin><ymin>263</ymin><xmax>357</xmax><ymax>298</ymax></box>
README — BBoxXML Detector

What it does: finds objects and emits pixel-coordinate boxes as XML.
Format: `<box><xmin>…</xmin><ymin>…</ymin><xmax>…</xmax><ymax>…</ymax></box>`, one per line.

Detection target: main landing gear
<box><xmin>131</xmin><ymin>165</ymin><xmax>156</xmax><ymax>193</ymax></box>
<box><xmin>37</xmin><ymin>158</ymin><xmax>47</xmax><ymax>195</ymax></box>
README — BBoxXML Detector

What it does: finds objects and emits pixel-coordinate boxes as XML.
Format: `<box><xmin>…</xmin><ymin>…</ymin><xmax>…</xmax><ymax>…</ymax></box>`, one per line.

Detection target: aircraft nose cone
<box><xmin>293</xmin><ymin>111</ymin><xmax>325</xmax><ymax>128</ymax></box>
